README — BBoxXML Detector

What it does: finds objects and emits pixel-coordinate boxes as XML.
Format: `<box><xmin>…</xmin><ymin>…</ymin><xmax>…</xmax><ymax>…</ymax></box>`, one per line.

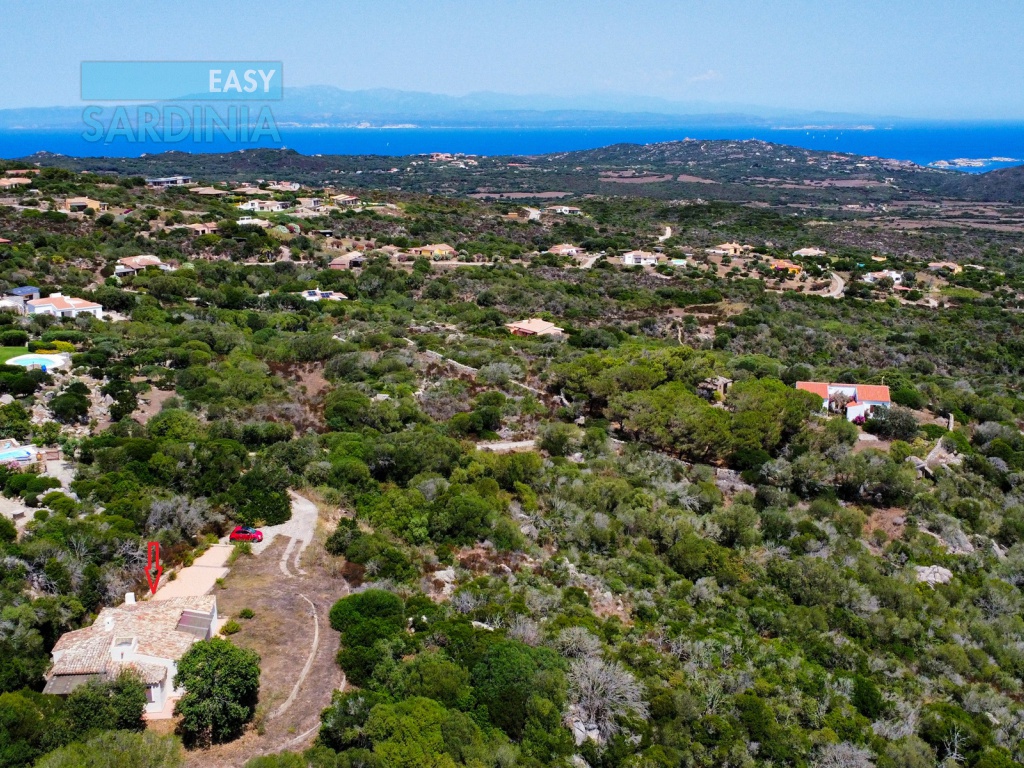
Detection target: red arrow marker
<box><xmin>146</xmin><ymin>542</ymin><xmax>163</xmax><ymax>595</ymax></box>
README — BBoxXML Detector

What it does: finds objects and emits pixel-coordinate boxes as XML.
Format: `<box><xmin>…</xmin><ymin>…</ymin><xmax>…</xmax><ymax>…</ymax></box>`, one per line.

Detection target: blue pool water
<box><xmin>7</xmin><ymin>355</ymin><xmax>60</xmax><ymax>368</ymax></box>
<box><xmin>0</xmin><ymin>448</ymin><xmax>33</xmax><ymax>462</ymax></box>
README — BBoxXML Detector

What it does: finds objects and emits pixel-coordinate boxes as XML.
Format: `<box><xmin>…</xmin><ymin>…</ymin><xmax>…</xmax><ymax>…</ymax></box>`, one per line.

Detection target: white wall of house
<box><xmin>28</xmin><ymin>305</ymin><xmax>102</xmax><ymax>319</ymax></box>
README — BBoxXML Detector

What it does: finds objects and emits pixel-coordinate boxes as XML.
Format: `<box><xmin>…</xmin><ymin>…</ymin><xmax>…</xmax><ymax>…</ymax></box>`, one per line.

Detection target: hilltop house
<box><xmin>771</xmin><ymin>259</ymin><xmax>802</xmax><ymax>275</ymax></box>
<box><xmin>44</xmin><ymin>595</ymin><xmax>218</xmax><ymax>715</ymax></box>
<box><xmin>146</xmin><ymin>175</ymin><xmax>191</xmax><ymax>188</ymax></box>
<box><xmin>796</xmin><ymin>381</ymin><xmax>892</xmax><ymax>422</ymax></box>
<box><xmin>299</xmin><ymin>288</ymin><xmax>348</xmax><ymax>301</ymax></box>
<box><xmin>296</xmin><ymin>197</ymin><xmax>324</xmax><ymax>211</ymax></box>
<box><xmin>331</xmin><ymin>194</ymin><xmax>360</xmax><ymax>207</ymax></box>
<box><xmin>238</xmin><ymin>199</ymin><xmax>289</xmax><ymax>213</ymax></box>
<box><xmin>505</xmin><ymin>318</ymin><xmax>565</xmax><ymax>338</ymax></box>
<box><xmin>115</xmin><ymin>255</ymin><xmax>172</xmax><ymax>277</ymax></box>
<box><xmin>26</xmin><ymin>293</ymin><xmax>103</xmax><ymax>319</ymax></box>
<box><xmin>863</xmin><ymin>269</ymin><xmax>903</xmax><ymax>286</ymax></box>
<box><xmin>0</xmin><ymin>177</ymin><xmax>31</xmax><ymax>189</ymax></box>
<box><xmin>179</xmin><ymin>222</ymin><xmax>219</xmax><ymax>236</ymax></box>
<box><xmin>928</xmin><ymin>261</ymin><xmax>962</xmax><ymax>274</ymax></box>
<box><xmin>622</xmin><ymin>250</ymin><xmax>661</xmax><ymax>266</ymax></box>
<box><xmin>544</xmin><ymin>205</ymin><xmax>582</xmax><ymax>216</ymax></box>
<box><xmin>62</xmin><ymin>197</ymin><xmax>108</xmax><ymax>213</ymax></box>
<box><xmin>329</xmin><ymin>252</ymin><xmax>366</xmax><ymax>270</ymax></box>
<box><xmin>792</xmin><ymin>247</ymin><xmax>827</xmax><ymax>258</ymax></box>
<box><xmin>237</xmin><ymin>217</ymin><xmax>271</xmax><ymax>228</ymax></box>
<box><xmin>708</xmin><ymin>242</ymin><xmax>753</xmax><ymax>257</ymax></box>
<box><xmin>410</xmin><ymin>243</ymin><xmax>457</xmax><ymax>259</ymax></box>
<box><xmin>546</xmin><ymin>244</ymin><xmax>581</xmax><ymax>257</ymax></box>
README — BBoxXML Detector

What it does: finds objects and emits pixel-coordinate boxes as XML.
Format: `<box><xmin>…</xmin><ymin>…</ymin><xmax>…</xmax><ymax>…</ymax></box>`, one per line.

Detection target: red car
<box><xmin>229</xmin><ymin>525</ymin><xmax>263</xmax><ymax>543</ymax></box>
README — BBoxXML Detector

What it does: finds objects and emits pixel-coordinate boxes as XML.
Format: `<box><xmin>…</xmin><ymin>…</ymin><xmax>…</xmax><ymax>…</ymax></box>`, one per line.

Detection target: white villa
<box><xmin>544</xmin><ymin>205</ymin><xmax>583</xmax><ymax>216</ymax></box>
<box><xmin>26</xmin><ymin>293</ymin><xmax>103</xmax><ymax>319</ymax></box>
<box><xmin>237</xmin><ymin>199</ymin><xmax>289</xmax><ymax>213</ymax></box>
<box><xmin>622</xmin><ymin>250</ymin><xmax>661</xmax><ymax>266</ymax></box>
<box><xmin>546</xmin><ymin>244</ymin><xmax>581</xmax><ymax>257</ymax></box>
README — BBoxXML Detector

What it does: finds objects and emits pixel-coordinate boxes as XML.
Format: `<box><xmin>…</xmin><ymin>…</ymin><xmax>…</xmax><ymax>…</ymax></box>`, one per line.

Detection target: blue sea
<box><xmin>1</xmin><ymin>123</ymin><xmax>1023</xmax><ymax>172</ymax></box>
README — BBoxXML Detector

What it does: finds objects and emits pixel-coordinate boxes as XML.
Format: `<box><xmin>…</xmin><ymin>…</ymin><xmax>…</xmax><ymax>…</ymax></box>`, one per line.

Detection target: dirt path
<box><xmin>248</xmin><ymin>491</ymin><xmax>318</xmax><ymax>577</ymax></box>
<box><xmin>180</xmin><ymin>496</ymin><xmax>347</xmax><ymax>767</ymax></box>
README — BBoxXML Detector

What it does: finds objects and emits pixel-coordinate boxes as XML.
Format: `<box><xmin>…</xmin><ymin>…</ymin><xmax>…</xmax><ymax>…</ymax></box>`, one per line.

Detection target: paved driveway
<box><xmin>152</xmin><ymin>543</ymin><xmax>232</xmax><ymax>601</ymax></box>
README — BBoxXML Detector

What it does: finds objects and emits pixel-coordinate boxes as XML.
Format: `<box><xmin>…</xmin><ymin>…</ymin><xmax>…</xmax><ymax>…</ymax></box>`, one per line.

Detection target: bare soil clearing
<box><xmin>173</xmin><ymin>501</ymin><xmax>348</xmax><ymax>767</ymax></box>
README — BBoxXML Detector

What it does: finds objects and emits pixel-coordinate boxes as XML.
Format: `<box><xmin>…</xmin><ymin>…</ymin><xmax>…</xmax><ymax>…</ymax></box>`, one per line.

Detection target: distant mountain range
<box><xmin>0</xmin><ymin>86</ymin><xmax>898</xmax><ymax>130</ymax></box>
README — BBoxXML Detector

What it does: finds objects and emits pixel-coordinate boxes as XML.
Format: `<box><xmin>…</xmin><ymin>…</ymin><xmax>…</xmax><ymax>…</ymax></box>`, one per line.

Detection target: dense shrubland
<box><xmin>1</xmin><ymin>174</ymin><xmax>1024</xmax><ymax>766</ymax></box>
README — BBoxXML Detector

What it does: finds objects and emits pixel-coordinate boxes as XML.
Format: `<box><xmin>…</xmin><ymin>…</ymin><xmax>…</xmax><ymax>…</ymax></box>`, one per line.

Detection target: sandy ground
<box><xmin>0</xmin><ymin>495</ymin><xmax>32</xmax><ymax>531</ymax></box>
<box><xmin>134</xmin><ymin>386</ymin><xmax>178</xmax><ymax>424</ymax></box>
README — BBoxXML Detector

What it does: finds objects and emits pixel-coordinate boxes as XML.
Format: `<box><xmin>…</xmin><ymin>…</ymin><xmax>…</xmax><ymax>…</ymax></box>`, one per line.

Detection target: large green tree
<box><xmin>173</xmin><ymin>638</ymin><xmax>261</xmax><ymax>746</ymax></box>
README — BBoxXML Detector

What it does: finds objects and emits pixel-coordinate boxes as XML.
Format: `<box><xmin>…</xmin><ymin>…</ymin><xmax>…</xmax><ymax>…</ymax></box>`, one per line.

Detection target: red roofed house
<box><xmin>772</xmin><ymin>260</ymin><xmax>802</xmax><ymax>275</ymax></box>
<box><xmin>44</xmin><ymin>595</ymin><xmax>218</xmax><ymax>715</ymax></box>
<box><xmin>26</xmin><ymin>293</ymin><xmax>103</xmax><ymax>319</ymax></box>
<box><xmin>796</xmin><ymin>381</ymin><xmax>891</xmax><ymax>422</ymax></box>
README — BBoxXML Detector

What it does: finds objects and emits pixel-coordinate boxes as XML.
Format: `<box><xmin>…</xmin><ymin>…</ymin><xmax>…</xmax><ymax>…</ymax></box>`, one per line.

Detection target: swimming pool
<box><xmin>0</xmin><ymin>447</ymin><xmax>35</xmax><ymax>462</ymax></box>
<box><xmin>5</xmin><ymin>354</ymin><xmax>69</xmax><ymax>370</ymax></box>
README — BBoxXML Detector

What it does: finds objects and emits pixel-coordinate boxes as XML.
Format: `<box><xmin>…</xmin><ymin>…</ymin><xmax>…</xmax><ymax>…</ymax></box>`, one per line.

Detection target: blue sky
<box><xmin>4</xmin><ymin>0</ymin><xmax>1024</xmax><ymax>119</ymax></box>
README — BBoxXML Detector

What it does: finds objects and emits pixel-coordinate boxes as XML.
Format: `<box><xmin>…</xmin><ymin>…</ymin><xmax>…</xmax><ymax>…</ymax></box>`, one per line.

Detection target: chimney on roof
<box><xmin>125</xmin><ymin>592</ymin><xmax>136</xmax><ymax>604</ymax></box>
<box><xmin>103</xmin><ymin>614</ymin><xmax>114</xmax><ymax>632</ymax></box>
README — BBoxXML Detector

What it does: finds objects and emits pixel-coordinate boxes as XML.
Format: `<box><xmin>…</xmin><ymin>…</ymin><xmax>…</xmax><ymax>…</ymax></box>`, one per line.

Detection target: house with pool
<box><xmin>25</xmin><ymin>294</ymin><xmax>103</xmax><ymax>319</ymax></box>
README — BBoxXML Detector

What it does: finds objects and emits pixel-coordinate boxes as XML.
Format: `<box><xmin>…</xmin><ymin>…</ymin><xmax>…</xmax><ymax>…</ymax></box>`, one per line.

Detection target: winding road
<box><xmin>826</xmin><ymin>272</ymin><xmax>846</xmax><ymax>298</ymax></box>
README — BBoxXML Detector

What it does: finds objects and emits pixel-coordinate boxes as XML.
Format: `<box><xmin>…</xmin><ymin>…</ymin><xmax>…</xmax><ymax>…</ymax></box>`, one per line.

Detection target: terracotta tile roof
<box><xmin>855</xmin><ymin>384</ymin><xmax>891</xmax><ymax>403</ymax></box>
<box><xmin>796</xmin><ymin>381</ymin><xmax>829</xmax><ymax>399</ymax></box>
<box><xmin>26</xmin><ymin>294</ymin><xmax>102</xmax><ymax>312</ymax></box>
<box><xmin>52</xmin><ymin>597</ymin><xmax>215</xmax><ymax>674</ymax></box>
<box><xmin>116</xmin><ymin>661</ymin><xmax>168</xmax><ymax>684</ymax></box>
<box><xmin>795</xmin><ymin>381</ymin><xmax>890</xmax><ymax>403</ymax></box>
